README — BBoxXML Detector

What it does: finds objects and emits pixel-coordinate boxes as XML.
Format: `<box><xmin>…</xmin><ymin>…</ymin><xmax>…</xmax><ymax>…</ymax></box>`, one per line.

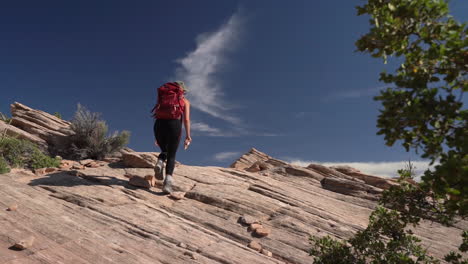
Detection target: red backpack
<box><xmin>151</xmin><ymin>82</ymin><xmax>185</xmax><ymax>119</ymax></box>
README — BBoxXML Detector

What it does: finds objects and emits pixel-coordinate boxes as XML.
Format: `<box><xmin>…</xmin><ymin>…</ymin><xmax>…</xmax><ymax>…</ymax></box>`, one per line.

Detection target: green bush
<box><xmin>0</xmin><ymin>136</ymin><xmax>37</xmax><ymax>167</ymax></box>
<box><xmin>68</xmin><ymin>104</ymin><xmax>130</xmax><ymax>160</ymax></box>
<box><xmin>0</xmin><ymin>136</ymin><xmax>60</xmax><ymax>170</ymax></box>
<box><xmin>53</xmin><ymin>112</ymin><xmax>62</xmax><ymax>119</ymax></box>
<box><xmin>30</xmin><ymin>151</ymin><xmax>61</xmax><ymax>170</ymax></box>
<box><xmin>0</xmin><ymin>156</ymin><xmax>10</xmax><ymax>174</ymax></box>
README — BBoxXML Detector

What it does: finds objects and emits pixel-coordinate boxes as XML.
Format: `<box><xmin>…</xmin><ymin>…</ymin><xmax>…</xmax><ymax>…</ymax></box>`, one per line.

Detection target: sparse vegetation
<box><xmin>0</xmin><ymin>136</ymin><xmax>60</xmax><ymax>172</ymax></box>
<box><xmin>30</xmin><ymin>150</ymin><xmax>61</xmax><ymax>170</ymax></box>
<box><xmin>0</xmin><ymin>136</ymin><xmax>37</xmax><ymax>167</ymax></box>
<box><xmin>310</xmin><ymin>164</ymin><xmax>439</xmax><ymax>264</ymax></box>
<box><xmin>53</xmin><ymin>112</ymin><xmax>62</xmax><ymax>119</ymax></box>
<box><xmin>0</xmin><ymin>156</ymin><xmax>10</xmax><ymax>174</ymax></box>
<box><xmin>68</xmin><ymin>104</ymin><xmax>130</xmax><ymax>160</ymax></box>
<box><xmin>0</xmin><ymin>112</ymin><xmax>11</xmax><ymax>123</ymax></box>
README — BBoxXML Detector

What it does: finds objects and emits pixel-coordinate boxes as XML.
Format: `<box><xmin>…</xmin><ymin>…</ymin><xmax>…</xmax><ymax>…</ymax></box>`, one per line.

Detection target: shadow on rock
<box><xmin>27</xmin><ymin>171</ymin><xmax>166</xmax><ymax>196</ymax></box>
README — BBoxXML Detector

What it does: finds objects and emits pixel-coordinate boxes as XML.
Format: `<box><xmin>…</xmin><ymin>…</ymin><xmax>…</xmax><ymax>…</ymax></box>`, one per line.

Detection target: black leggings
<box><xmin>154</xmin><ymin>119</ymin><xmax>182</xmax><ymax>175</ymax></box>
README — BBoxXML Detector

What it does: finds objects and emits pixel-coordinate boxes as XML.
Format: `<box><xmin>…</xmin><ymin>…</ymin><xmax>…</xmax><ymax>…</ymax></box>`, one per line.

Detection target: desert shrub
<box><xmin>0</xmin><ymin>112</ymin><xmax>11</xmax><ymax>123</ymax></box>
<box><xmin>0</xmin><ymin>136</ymin><xmax>37</xmax><ymax>167</ymax></box>
<box><xmin>0</xmin><ymin>156</ymin><xmax>10</xmax><ymax>174</ymax></box>
<box><xmin>53</xmin><ymin>112</ymin><xmax>62</xmax><ymax>119</ymax></box>
<box><xmin>30</xmin><ymin>151</ymin><xmax>61</xmax><ymax>170</ymax></box>
<box><xmin>310</xmin><ymin>164</ymin><xmax>440</xmax><ymax>264</ymax></box>
<box><xmin>68</xmin><ymin>104</ymin><xmax>130</xmax><ymax>160</ymax></box>
<box><xmin>0</xmin><ymin>136</ymin><xmax>60</xmax><ymax>169</ymax></box>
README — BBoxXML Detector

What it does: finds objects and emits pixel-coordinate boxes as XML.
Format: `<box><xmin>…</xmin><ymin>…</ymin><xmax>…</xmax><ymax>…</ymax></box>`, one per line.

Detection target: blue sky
<box><xmin>1</xmin><ymin>0</ymin><xmax>467</xmax><ymax>177</ymax></box>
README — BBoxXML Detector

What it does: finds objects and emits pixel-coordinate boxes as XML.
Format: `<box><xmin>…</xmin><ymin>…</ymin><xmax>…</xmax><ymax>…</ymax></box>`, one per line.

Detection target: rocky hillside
<box><xmin>0</xmin><ymin>103</ymin><xmax>465</xmax><ymax>263</ymax></box>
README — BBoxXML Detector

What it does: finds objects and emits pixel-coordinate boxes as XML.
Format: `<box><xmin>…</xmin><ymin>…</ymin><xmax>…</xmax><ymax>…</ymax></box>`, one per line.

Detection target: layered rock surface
<box><xmin>0</xmin><ymin>104</ymin><xmax>465</xmax><ymax>263</ymax></box>
<box><xmin>9</xmin><ymin>102</ymin><xmax>74</xmax><ymax>153</ymax></box>
<box><xmin>1</xmin><ymin>154</ymin><xmax>465</xmax><ymax>263</ymax></box>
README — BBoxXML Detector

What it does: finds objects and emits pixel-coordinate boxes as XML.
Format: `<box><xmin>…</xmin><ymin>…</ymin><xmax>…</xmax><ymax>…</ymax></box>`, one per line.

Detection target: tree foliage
<box><xmin>356</xmin><ymin>0</ymin><xmax>467</xmax><ymax>217</ymax></box>
<box><xmin>311</xmin><ymin>0</ymin><xmax>467</xmax><ymax>262</ymax></box>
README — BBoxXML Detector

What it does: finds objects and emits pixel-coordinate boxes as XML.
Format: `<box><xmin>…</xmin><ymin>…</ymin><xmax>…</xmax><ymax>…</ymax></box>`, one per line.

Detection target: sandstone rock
<box><xmin>183</xmin><ymin>251</ymin><xmax>197</xmax><ymax>260</ymax></box>
<box><xmin>79</xmin><ymin>159</ymin><xmax>94</xmax><ymax>166</ymax></box>
<box><xmin>0</xmin><ymin>147</ymin><xmax>462</xmax><ymax>263</ymax></box>
<box><xmin>121</xmin><ymin>150</ymin><xmax>158</xmax><ymax>168</ymax></box>
<box><xmin>249</xmin><ymin>223</ymin><xmax>263</xmax><ymax>232</ymax></box>
<box><xmin>59</xmin><ymin>160</ymin><xmax>74</xmax><ymax>170</ymax></box>
<box><xmin>71</xmin><ymin>164</ymin><xmax>85</xmax><ymax>170</ymax></box>
<box><xmin>239</xmin><ymin>215</ymin><xmax>259</xmax><ymax>225</ymax></box>
<box><xmin>231</xmin><ymin>148</ymin><xmax>287</xmax><ymax>170</ymax></box>
<box><xmin>128</xmin><ymin>175</ymin><xmax>154</xmax><ymax>189</ymax></box>
<box><xmin>34</xmin><ymin>168</ymin><xmax>47</xmax><ymax>176</ymax></box>
<box><xmin>284</xmin><ymin>165</ymin><xmax>324</xmax><ymax>181</ymax></box>
<box><xmin>321</xmin><ymin>177</ymin><xmax>383</xmax><ymax>201</ymax></box>
<box><xmin>231</xmin><ymin>148</ymin><xmax>270</xmax><ymax>170</ymax></box>
<box><xmin>0</xmin><ymin>120</ymin><xmax>48</xmax><ymax>150</ymax></box>
<box><xmin>255</xmin><ymin>227</ymin><xmax>271</xmax><ymax>237</ymax></box>
<box><xmin>97</xmin><ymin>161</ymin><xmax>107</xmax><ymax>166</ymax></box>
<box><xmin>344</xmin><ymin>172</ymin><xmax>397</xmax><ymax>190</ymax></box>
<box><xmin>178</xmin><ymin>242</ymin><xmax>187</xmax><ymax>248</ymax></box>
<box><xmin>10</xmin><ymin>102</ymin><xmax>74</xmax><ymax>153</ymax></box>
<box><xmin>307</xmin><ymin>163</ymin><xmax>352</xmax><ymax>179</ymax></box>
<box><xmin>169</xmin><ymin>192</ymin><xmax>186</xmax><ymax>200</ymax></box>
<box><xmin>248</xmin><ymin>240</ymin><xmax>262</xmax><ymax>252</ymax></box>
<box><xmin>7</xmin><ymin>204</ymin><xmax>18</xmax><ymax>211</ymax></box>
<box><xmin>264</xmin><ymin>158</ymin><xmax>289</xmax><ymax>167</ymax></box>
<box><xmin>45</xmin><ymin>167</ymin><xmax>57</xmax><ymax>173</ymax></box>
<box><xmin>87</xmin><ymin>161</ymin><xmax>101</xmax><ymax>168</ymax></box>
<box><xmin>330</xmin><ymin>165</ymin><xmax>398</xmax><ymax>190</ymax></box>
<box><xmin>261</xmin><ymin>249</ymin><xmax>273</xmax><ymax>257</ymax></box>
<box><xmin>246</xmin><ymin>161</ymin><xmax>274</xmax><ymax>172</ymax></box>
<box><xmin>103</xmin><ymin>157</ymin><xmax>120</xmax><ymax>163</ymax></box>
<box><xmin>330</xmin><ymin>165</ymin><xmax>362</xmax><ymax>175</ymax></box>
<box><xmin>12</xmin><ymin>236</ymin><xmax>35</xmax><ymax>250</ymax></box>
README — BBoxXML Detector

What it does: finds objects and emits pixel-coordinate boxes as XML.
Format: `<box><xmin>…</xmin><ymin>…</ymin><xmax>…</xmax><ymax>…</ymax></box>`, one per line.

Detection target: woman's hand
<box><xmin>184</xmin><ymin>136</ymin><xmax>192</xmax><ymax>150</ymax></box>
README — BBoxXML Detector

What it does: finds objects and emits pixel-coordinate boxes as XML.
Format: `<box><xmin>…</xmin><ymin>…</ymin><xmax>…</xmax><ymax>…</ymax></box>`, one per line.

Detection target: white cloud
<box><xmin>192</xmin><ymin>122</ymin><xmax>221</xmax><ymax>134</ymax></box>
<box><xmin>286</xmin><ymin>159</ymin><xmax>437</xmax><ymax>179</ymax></box>
<box><xmin>191</xmin><ymin>121</ymin><xmax>283</xmax><ymax>138</ymax></box>
<box><xmin>213</xmin><ymin>151</ymin><xmax>241</xmax><ymax>162</ymax></box>
<box><xmin>191</xmin><ymin>121</ymin><xmax>238</xmax><ymax>137</ymax></box>
<box><xmin>174</xmin><ymin>12</ymin><xmax>243</xmax><ymax>124</ymax></box>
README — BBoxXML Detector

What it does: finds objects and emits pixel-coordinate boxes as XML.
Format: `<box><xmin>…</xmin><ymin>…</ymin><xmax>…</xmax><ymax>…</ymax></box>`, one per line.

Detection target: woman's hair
<box><xmin>175</xmin><ymin>81</ymin><xmax>188</xmax><ymax>93</ymax></box>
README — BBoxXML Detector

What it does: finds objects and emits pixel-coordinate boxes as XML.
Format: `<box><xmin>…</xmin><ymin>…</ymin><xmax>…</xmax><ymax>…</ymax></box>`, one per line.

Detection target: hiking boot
<box><xmin>154</xmin><ymin>160</ymin><xmax>165</xmax><ymax>180</ymax></box>
<box><xmin>162</xmin><ymin>175</ymin><xmax>173</xmax><ymax>194</ymax></box>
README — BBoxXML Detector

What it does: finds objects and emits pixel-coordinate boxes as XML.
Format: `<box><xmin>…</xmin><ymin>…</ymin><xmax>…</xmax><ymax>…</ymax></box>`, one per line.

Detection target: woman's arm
<box><xmin>183</xmin><ymin>99</ymin><xmax>191</xmax><ymax>147</ymax></box>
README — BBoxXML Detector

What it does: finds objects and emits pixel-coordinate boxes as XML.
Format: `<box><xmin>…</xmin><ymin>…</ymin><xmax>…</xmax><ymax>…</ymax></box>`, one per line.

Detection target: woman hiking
<box><xmin>151</xmin><ymin>81</ymin><xmax>191</xmax><ymax>194</ymax></box>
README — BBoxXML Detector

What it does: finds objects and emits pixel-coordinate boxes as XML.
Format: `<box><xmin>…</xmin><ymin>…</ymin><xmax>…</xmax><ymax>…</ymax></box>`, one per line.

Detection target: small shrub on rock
<box><xmin>0</xmin><ymin>112</ymin><xmax>11</xmax><ymax>123</ymax></box>
<box><xmin>0</xmin><ymin>136</ymin><xmax>37</xmax><ymax>167</ymax></box>
<box><xmin>30</xmin><ymin>151</ymin><xmax>61</xmax><ymax>170</ymax></box>
<box><xmin>0</xmin><ymin>156</ymin><xmax>10</xmax><ymax>174</ymax></box>
<box><xmin>0</xmin><ymin>136</ymin><xmax>60</xmax><ymax>170</ymax></box>
<box><xmin>68</xmin><ymin>104</ymin><xmax>130</xmax><ymax>160</ymax></box>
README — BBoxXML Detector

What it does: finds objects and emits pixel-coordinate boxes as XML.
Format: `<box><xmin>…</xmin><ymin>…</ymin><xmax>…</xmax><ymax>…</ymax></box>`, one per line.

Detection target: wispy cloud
<box><xmin>191</xmin><ymin>121</ymin><xmax>283</xmax><ymax>137</ymax></box>
<box><xmin>191</xmin><ymin>121</ymin><xmax>238</xmax><ymax>137</ymax></box>
<box><xmin>174</xmin><ymin>12</ymin><xmax>243</xmax><ymax>124</ymax></box>
<box><xmin>285</xmin><ymin>158</ymin><xmax>437</xmax><ymax>179</ymax></box>
<box><xmin>213</xmin><ymin>151</ymin><xmax>241</xmax><ymax>162</ymax></box>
